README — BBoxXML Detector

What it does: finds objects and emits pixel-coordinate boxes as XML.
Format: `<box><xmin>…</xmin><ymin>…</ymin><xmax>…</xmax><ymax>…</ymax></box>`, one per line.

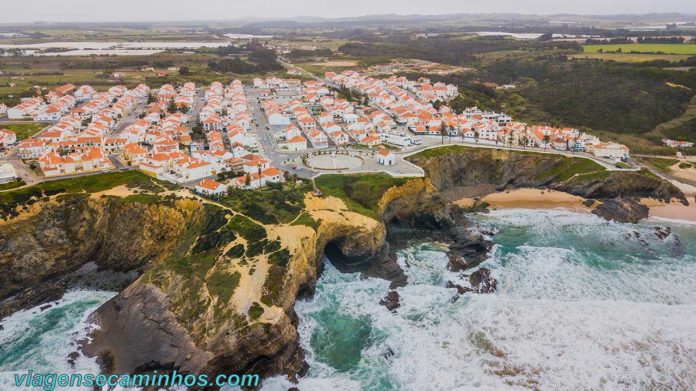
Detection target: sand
<box><xmin>642</xmin><ymin>198</ymin><xmax>696</xmax><ymax>224</ymax></box>
<box><xmin>310</xmin><ymin>60</ymin><xmax>357</xmax><ymax>67</ymax></box>
<box><xmin>455</xmin><ymin>188</ymin><xmax>592</xmax><ymax>213</ymax></box>
<box><xmin>668</xmin><ymin>164</ymin><xmax>696</xmax><ymax>188</ymax></box>
<box><xmin>456</xmin><ymin>188</ymin><xmax>696</xmax><ymax>223</ymax></box>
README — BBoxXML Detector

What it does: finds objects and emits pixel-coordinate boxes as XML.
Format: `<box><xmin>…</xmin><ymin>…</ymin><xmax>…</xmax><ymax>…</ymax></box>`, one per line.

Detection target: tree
<box><xmin>167</xmin><ymin>99</ymin><xmax>177</xmax><ymax>114</ymax></box>
<box><xmin>180</xmin><ymin>104</ymin><xmax>189</xmax><ymax>114</ymax></box>
<box><xmin>245</xmin><ymin>173</ymin><xmax>251</xmax><ymax>187</ymax></box>
<box><xmin>178</xmin><ymin>66</ymin><xmax>191</xmax><ymax>76</ymax></box>
<box><xmin>543</xmin><ymin>134</ymin><xmax>551</xmax><ymax>151</ymax></box>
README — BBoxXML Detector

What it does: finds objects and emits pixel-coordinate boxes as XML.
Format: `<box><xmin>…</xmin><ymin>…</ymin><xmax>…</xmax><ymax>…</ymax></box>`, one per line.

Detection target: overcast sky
<box><xmin>3</xmin><ymin>0</ymin><xmax>696</xmax><ymax>24</ymax></box>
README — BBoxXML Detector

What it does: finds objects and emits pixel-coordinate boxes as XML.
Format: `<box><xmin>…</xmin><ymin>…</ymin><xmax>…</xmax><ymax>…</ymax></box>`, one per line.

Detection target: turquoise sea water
<box><xmin>0</xmin><ymin>291</ymin><xmax>116</xmax><ymax>390</ymax></box>
<box><xmin>3</xmin><ymin>210</ymin><xmax>696</xmax><ymax>391</ymax></box>
<box><xmin>263</xmin><ymin>209</ymin><xmax>696</xmax><ymax>391</ymax></box>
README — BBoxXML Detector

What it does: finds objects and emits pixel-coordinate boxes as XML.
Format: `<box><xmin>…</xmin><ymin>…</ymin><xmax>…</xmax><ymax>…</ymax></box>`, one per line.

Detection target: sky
<box><xmin>2</xmin><ymin>0</ymin><xmax>696</xmax><ymax>24</ymax></box>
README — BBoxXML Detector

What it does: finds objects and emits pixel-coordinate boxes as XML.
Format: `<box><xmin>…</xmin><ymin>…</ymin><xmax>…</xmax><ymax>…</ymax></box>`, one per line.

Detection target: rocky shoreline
<box><xmin>1</xmin><ymin>147</ymin><xmax>690</xmax><ymax>389</ymax></box>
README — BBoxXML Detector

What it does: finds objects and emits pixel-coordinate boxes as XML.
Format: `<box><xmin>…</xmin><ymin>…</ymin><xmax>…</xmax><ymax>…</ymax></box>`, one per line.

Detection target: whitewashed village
<box><xmin>1</xmin><ymin>70</ymin><xmax>634</xmax><ymax>194</ymax></box>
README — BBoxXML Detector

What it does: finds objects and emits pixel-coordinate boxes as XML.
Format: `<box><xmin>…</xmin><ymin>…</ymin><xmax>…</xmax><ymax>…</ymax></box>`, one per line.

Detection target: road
<box><xmin>114</xmin><ymin>100</ymin><xmax>147</xmax><ymax>134</ymax></box>
<box><xmin>245</xmin><ymin>87</ymin><xmax>316</xmax><ymax>178</ymax></box>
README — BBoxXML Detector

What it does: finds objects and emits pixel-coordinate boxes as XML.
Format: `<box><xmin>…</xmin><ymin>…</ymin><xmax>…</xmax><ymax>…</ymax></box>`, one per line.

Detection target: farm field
<box><xmin>571</xmin><ymin>52</ymin><xmax>692</xmax><ymax>63</ymax></box>
<box><xmin>583</xmin><ymin>43</ymin><xmax>696</xmax><ymax>55</ymax></box>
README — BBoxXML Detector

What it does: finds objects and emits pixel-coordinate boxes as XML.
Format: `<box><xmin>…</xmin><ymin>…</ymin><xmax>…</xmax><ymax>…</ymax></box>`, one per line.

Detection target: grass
<box><xmin>637</xmin><ymin>157</ymin><xmax>680</xmax><ymax>173</ymax></box>
<box><xmin>570</xmin><ymin>53</ymin><xmax>691</xmax><ymax>63</ymax></box>
<box><xmin>291</xmin><ymin>211</ymin><xmax>320</xmax><ymax>230</ymax></box>
<box><xmin>0</xmin><ymin>122</ymin><xmax>49</xmax><ymax>140</ymax></box>
<box><xmin>536</xmin><ymin>156</ymin><xmax>607</xmax><ymax>182</ymax></box>
<box><xmin>227</xmin><ymin>214</ymin><xmax>267</xmax><ymax>242</ymax></box>
<box><xmin>407</xmin><ymin>145</ymin><xmax>486</xmax><ymax>159</ymax></box>
<box><xmin>207</xmin><ymin>271</ymin><xmax>241</xmax><ymax>304</ymax></box>
<box><xmin>248</xmin><ymin>302</ymin><xmax>265</xmax><ymax>320</ymax></box>
<box><xmin>0</xmin><ymin>179</ymin><xmax>25</xmax><ymax>191</ymax></box>
<box><xmin>0</xmin><ymin>171</ymin><xmax>160</xmax><ymax>219</ymax></box>
<box><xmin>219</xmin><ymin>181</ymin><xmax>312</xmax><ymax>225</ymax></box>
<box><xmin>583</xmin><ymin>43</ymin><xmax>696</xmax><ymax>55</ymax></box>
<box><xmin>315</xmin><ymin>173</ymin><xmax>408</xmax><ymax>219</ymax></box>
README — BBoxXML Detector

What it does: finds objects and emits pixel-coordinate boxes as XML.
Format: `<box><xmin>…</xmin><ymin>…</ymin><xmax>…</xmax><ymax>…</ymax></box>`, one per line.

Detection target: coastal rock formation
<box><xmin>447</xmin><ymin>227</ymin><xmax>495</xmax><ymax>271</ymax></box>
<box><xmin>469</xmin><ymin>268</ymin><xmax>497</xmax><ymax>294</ymax></box>
<box><xmin>379</xmin><ymin>291</ymin><xmax>401</xmax><ymax>312</ymax></box>
<box><xmin>1</xmin><ymin>190</ymin><xmax>388</xmax><ymax>386</ymax></box>
<box><xmin>2</xmin><ymin>146</ymin><xmax>688</xmax><ymax>388</ymax></box>
<box><xmin>83</xmin><ymin>193</ymin><xmax>388</xmax><ymax>383</ymax></box>
<box><xmin>592</xmin><ymin>197</ymin><xmax>649</xmax><ymax>223</ymax></box>
<box><xmin>0</xmin><ymin>195</ymin><xmax>194</xmax><ymax>318</ymax></box>
<box><xmin>406</xmin><ymin>147</ymin><xmax>687</xmax><ymax>222</ymax></box>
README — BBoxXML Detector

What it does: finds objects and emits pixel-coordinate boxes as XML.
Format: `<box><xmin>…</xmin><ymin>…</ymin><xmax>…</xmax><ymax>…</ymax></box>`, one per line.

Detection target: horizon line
<box><xmin>3</xmin><ymin>11</ymin><xmax>696</xmax><ymax>26</ymax></box>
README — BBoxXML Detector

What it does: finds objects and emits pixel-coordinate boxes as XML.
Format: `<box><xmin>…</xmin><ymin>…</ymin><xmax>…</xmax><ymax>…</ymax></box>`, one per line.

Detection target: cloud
<box><xmin>2</xmin><ymin>0</ymin><xmax>695</xmax><ymax>23</ymax></box>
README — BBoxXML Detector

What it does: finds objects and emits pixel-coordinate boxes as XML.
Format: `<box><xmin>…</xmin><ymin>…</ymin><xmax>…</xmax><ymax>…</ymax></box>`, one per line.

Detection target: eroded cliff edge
<box><xmin>404</xmin><ymin>146</ymin><xmax>687</xmax><ymax>223</ymax></box>
<box><xmin>0</xmin><ymin>147</ymin><xmax>687</xmax><ymax>388</ymax></box>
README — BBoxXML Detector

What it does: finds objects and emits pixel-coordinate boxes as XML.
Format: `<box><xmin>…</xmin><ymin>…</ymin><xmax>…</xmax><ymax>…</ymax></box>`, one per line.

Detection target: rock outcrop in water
<box><xmin>379</xmin><ymin>291</ymin><xmax>401</xmax><ymax>312</ymax></box>
<box><xmin>591</xmin><ymin>197</ymin><xmax>649</xmax><ymax>223</ymax></box>
<box><xmin>82</xmin><ymin>193</ymin><xmax>387</xmax><ymax>383</ymax></box>
<box><xmin>469</xmin><ymin>268</ymin><xmax>497</xmax><ymax>294</ymax></box>
<box><xmin>405</xmin><ymin>147</ymin><xmax>687</xmax><ymax>222</ymax></box>
<box><xmin>2</xmin><ymin>146</ymin><xmax>687</xmax><ymax>388</ymax></box>
<box><xmin>0</xmin><ymin>190</ymin><xmax>387</xmax><ymax>386</ymax></box>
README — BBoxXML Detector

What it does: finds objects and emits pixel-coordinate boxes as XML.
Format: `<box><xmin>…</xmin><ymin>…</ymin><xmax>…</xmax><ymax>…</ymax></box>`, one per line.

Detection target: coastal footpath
<box><xmin>0</xmin><ymin>146</ymin><xmax>689</xmax><ymax>387</ymax></box>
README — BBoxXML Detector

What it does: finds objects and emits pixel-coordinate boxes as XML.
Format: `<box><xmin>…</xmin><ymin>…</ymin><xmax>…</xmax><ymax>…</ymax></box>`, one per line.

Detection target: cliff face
<box><xmin>409</xmin><ymin>148</ymin><xmax>686</xmax><ymax>203</ymax></box>
<box><xmin>82</xmin><ymin>193</ymin><xmax>386</xmax><ymax>382</ymax></box>
<box><xmin>3</xmin><ymin>147</ymin><xmax>684</xmax><ymax>387</ymax></box>
<box><xmin>0</xmin><ymin>195</ymin><xmax>195</xmax><ymax>318</ymax></box>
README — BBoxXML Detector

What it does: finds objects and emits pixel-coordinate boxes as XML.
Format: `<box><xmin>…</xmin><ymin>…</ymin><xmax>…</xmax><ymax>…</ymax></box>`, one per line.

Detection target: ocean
<box><xmin>2</xmin><ymin>209</ymin><xmax>696</xmax><ymax>390</ymax></box>
<box><xmin>263</xmin><ymin>209</ymin><xmax>696</xmax><ymax>390</ymax></box>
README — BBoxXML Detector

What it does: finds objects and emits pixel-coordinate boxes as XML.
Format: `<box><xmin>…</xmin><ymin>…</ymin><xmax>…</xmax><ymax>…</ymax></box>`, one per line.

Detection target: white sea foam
<box><xmin>0</xmin><ymin>290</ymin><xmax>115</xmax><ymax>390</ymax></box>
<box><xmin>4</xmin><ymin>210</ymin><xmax>696</xmax><ymax>391</ymax></box>
<box><xmin>265</xmin><ymin>209</ymin><xmax>696</xmax><ymax>390</ymax></box>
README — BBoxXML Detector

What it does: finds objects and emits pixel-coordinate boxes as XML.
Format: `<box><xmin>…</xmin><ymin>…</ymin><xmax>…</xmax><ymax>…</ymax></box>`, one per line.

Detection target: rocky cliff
<box><xmin>82</xmin><ymin>193</ymin><xmax>386</xmax><ymax>383</ymax></box>
<box><xmin>405</xmin><ymin>147</ymin><xmax>687</xmax><ymax>222</ymax></box>
<box><xmin>0</xmin><ymin>188</ymin><xmax>387</xmax><ymax>386</ymax></box>
<box><xmin>0</xmin><ymin>194</ymin><xmax>195</xmax><ymax>318</ymax></box>
<box><xmin>1</xmin><ymin>147</ymin><xmax>686</xmax><ymax>388</ymax></box>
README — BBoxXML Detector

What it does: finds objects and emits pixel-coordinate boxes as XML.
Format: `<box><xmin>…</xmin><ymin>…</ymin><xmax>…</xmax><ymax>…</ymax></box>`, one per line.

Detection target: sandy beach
<box><xmin>455</xmin><ymin>188</ymin><xmax>593</xmax><ymax>213</ymax></box>
<box><xmin>455</xmin><ymin>188</ymin><xmax>696</xmax><ymax>223</ymax></box>
<box><xmin>642</xmin><ymin>198</ymin><xmax>696</xmax><ymax>223</ymax></box>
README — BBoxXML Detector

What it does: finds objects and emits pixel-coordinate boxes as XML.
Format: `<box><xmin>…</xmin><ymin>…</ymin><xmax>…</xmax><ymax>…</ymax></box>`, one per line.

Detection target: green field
<box><xmin>315</xmin><ymin>173</ymin><xmax>408</xmax><ymax>219</ymax></box>
<box><xmin>0</xmin><ymin>122</ymin><xmax>49</xmax><ymax>140</ymax></box>
<box><xmin>571</xmin><ymin>53</ymin><xmax>692</xmax><ymax>63</ymax></box>
<box><xmin>583</xmin><ymin>43</ymin><xmax>696</xmax><ymax>55</ymax></box>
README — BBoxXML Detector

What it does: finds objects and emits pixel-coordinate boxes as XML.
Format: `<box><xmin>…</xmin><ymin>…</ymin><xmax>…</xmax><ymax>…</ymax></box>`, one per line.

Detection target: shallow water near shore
<box><xmin>2</xmin><ymin>209</ymin><xmax>696</xmax><ymax>390</ymax></box>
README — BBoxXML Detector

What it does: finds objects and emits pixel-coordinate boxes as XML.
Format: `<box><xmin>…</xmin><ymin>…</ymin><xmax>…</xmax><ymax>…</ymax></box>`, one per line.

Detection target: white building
<box><xmin>0</xmin><ymin>129</ymin><xmax>17</xmax><ymax>147</ymax></box>
<box><xmin>0</xmin><ymin>162</ymin><xmax>18</xmax><ymax>184</ymax></box>
<box><xmin>588</xmin><ymin>142</ymin><xmax>630</xmax><ymax>161</ymax></box>
<box><xmin>195</xmin><ymin>178</ymin><xmax>228</xmax><ymax>196</ymax></box>
<box><xmin>376</xmin><ymin>149</ymin><xmax>395</xmax><ymax>165</ymax></box>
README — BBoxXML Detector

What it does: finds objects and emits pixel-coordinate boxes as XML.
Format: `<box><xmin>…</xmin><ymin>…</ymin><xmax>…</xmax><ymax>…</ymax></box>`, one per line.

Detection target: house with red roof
<box><xmin>195</xmin><ymin>178</ymin><xmax>228</xmax><ymax>196</ymax></box>
<box><xmin>376</xmin><ymin>149</ymin><xmax>395</xmax><ymax>166</ymax></box>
